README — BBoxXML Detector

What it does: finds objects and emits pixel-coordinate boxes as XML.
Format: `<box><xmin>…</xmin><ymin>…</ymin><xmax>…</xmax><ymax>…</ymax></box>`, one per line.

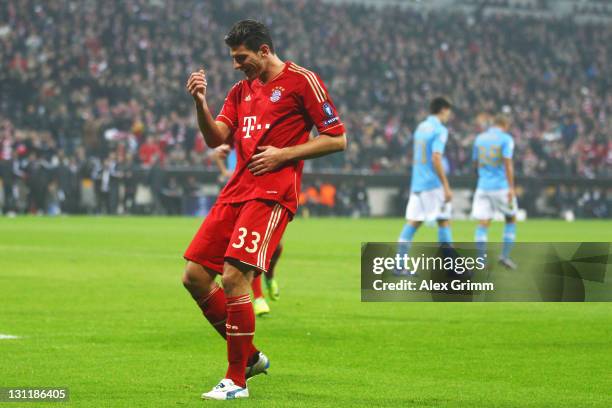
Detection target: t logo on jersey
<box><xmin>242</xmin><ymin>116</ymin><xmax>270</xmax><ymax>139</ymax></box>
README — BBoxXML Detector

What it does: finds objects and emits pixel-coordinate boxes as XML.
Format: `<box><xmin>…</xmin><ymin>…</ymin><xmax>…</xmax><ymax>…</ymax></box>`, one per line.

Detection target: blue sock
<box><xmin>438</xmin><ymin>226</ymin><xmax>453</xmax><ymax>245</ymax></box>
<box><xmin>475</xmin><ymin>225</ymin><xmax>488</xmax><ymax>259</ymax></box>
<box><xmin>398</xmin><ymin>224</ymin><xmax>417</xmax><ymax>256</ymax></box>
<box><xmin>502</xmin><ymin>223</ymin><xmax>516</xmax><ymax>259</ymax></box>
<box><xmin>396</xmin><ymin>224</ymin><xmax>418</xmax><ymax>275</ymax></box>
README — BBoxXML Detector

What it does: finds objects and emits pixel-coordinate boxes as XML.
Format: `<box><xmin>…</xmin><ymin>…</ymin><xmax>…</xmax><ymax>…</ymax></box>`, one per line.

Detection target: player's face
<box><xmin>440</xmin><ymin>108</ymin><xmax>452</xmax><ymax>123</ymax></box>
<box><xmin>230</xmin><ymin>45</ymin><xmax>264</xmax><ymax>80</ymax></box>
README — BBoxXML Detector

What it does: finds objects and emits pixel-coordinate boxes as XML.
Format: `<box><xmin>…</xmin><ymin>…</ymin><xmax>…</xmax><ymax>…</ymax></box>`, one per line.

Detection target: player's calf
<box><xmin>182</xmin><ymin>262</ymin><xmax>228</xmax><ymax>338</ymax></box>
<box><xmin>500</xmin><ymin>219</ymin><xmax>517</xmax><ymax>269</ymax></box>
<box><xmin>475</xmin><ymin>221</ymin><xmax>490</xmax><ymax>259</ymax></box>
<box><xmin>222</xmin><ymin>261</ymin><xmax>257</xmax><ymax>388</ymax></box>
<box><xmin>437</xmin><ymin>220</ymin><xmax>453</xmax><ymax>245</ymax></box>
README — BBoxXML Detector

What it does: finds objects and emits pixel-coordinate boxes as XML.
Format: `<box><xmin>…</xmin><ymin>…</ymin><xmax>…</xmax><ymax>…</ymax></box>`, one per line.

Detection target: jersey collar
<box><xmin>428</xmin><ymin>115</ymin><xmax>442</xmax><ymax>126</ymax></box>
<box><xmin>255</xmin><ymin>61</ymin><xmax>289</xmax><ymax>86</ymax></box>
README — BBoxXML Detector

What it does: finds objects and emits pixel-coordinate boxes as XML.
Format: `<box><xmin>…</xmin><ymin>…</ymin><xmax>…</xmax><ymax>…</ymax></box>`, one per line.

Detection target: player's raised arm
<box><xmin>186</xmin><ymin>69</ymin><xmax>231</xmax><ymax>148</ymax></box>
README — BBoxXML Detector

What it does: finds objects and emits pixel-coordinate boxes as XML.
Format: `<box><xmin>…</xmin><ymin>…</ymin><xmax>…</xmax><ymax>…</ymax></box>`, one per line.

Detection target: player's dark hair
<box><xmin>429</xmin><ymin>97</ymin><xmax>452</xmax><ymax>114</ymax></box>
<box><xmin>224</xmin><ymin>20</ymin><xmax>274</xmax><ymax>53</ymax></box>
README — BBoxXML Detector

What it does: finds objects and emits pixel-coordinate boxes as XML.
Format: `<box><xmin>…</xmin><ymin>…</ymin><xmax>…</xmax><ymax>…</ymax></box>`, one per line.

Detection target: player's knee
<box><xmin>182</xmin><ymin>262</ymin><xmax>205</xmax><ymax>290</ymax></box>
<box><xmin>409</xmin><ymin>220</ymin><xmax>421</xmax><ymax>228</ymax></box>
<box><xmin>181</xmin><ymin>270</ymin><xmax>193</xmax><ymax>290</ymax></box>
<box><xmin>222</xmin><ymin>261</ymin><xmax>252</xmax><ymax>294</ymax></box>
<box><xmin>505</xmin><ymin>216</ymin><xmax>516</xmax><ymax>224</ymax></box>
<box><xmin>438</xmin><ymin>219</ymin><xmax>450</xmax><ymax>228</ymax></box>
<box><xmin>221</xmin><ymin>267</ymin><xmax>241</xmax><ymax>293</ymax></box>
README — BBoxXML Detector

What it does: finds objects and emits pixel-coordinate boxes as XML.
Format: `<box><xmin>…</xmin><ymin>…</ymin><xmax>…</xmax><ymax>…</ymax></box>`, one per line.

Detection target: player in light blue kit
<box><xmin>471</xmin><ymin>114</ymin><xmax>517</xmax><ymax>269</ymax></box>
<box><xmin>397</xmin><ymin>97</ymin><xmax>454</xmax><ymax>274</ymax></box>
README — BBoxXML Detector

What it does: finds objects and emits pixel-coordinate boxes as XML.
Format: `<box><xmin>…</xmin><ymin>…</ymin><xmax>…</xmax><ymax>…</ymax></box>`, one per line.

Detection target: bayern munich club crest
<box><xmin>270</xmin><ymin>86</ymin><xmax>284</xmax><ymax>102</ymax></box>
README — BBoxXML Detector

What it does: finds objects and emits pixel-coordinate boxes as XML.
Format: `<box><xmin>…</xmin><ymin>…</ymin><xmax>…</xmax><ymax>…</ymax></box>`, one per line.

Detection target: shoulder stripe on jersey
<box><xmin>289</xmin><ymin>64</ymin><xmax>326</xmax><ymax>102</ymax></box>
<box><xmin>288</xmin><ymin>64</ymin><xmax>326</xmax><ymax>103</ymax></box>
<box><xmin>288</xmin><ymin>66</ymin><xmax>324</xmax><ymax>102</ymax></box>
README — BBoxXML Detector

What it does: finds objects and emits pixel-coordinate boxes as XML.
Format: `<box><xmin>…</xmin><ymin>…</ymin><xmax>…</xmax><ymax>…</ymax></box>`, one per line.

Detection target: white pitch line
<box><xmin>0</xmin><ymin>334</ymin><xmax>20</xmax><ymax>340</ymax></box>
<box><xmin>0</xmin><ymin>244</ymin><xmax>176</xmax><ymax>259</ymax></box>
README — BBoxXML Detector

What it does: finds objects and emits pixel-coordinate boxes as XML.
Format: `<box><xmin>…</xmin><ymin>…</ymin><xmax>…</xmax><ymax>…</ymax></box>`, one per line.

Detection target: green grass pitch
<box><xmin>0</xmin><ymin>217</ymin><xmax>611</xmax><ymax>407</ymax></box>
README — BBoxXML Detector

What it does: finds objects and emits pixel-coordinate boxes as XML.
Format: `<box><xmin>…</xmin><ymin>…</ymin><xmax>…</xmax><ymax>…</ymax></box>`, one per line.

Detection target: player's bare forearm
<box><xmin>195</xmin><ymin>103</ymin><xmax>229</xmax><ymax>148</ymax></box>
<box><xmin>432</xmin><ymin>153</ymin><xmax>450</xmax><ymax>189</ymax></box>
<box><xmin>433</xmin><ymin>152</ymin><xmax>452</xmax><ymax>201</ymax></box>
<box><xmin>214</xmin><ymin>154</ymin><xmax>227</xmax><ymax>174</ymax></box>
<box><xmin>214</xmin><ymin>144</ymin><xmax>232</xmax><ymax>178</ymax></box>
<box><xmin>283</xmin><ymin>134</ymin><xmax>346</xmax><ymax>161</ymax></box>
<box><xmin>504</xmin><ymin>158</ymin><xmax>515</xmax><ymax>192</ymax></box>
<box><xmin>248</xmin><ymin>134</ymin><xmax>346</xmax><ymax>176</ymax></box>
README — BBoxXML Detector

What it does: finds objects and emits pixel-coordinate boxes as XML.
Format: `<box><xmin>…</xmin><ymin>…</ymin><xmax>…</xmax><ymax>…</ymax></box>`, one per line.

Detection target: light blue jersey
<box><xmin>411</xmin><ymin>115</ymin><xmax>449</xmax><ymax>192</ymax></box>
<box><xmin>227</xmin><ymin>149</ymin><xmax>237</xmax><ymax>172</ymax></box>
<box><xmin>473</xmin><ymin>127</ymin><xmax>514</xmax><ymax>190</ymax></box>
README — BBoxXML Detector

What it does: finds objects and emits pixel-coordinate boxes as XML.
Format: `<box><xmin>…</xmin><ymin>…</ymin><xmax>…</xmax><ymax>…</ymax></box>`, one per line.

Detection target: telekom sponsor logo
<box><xmin>242</xmin><ymin>116</ymin><xmax>270</xmax><ymax>138</ymax></box>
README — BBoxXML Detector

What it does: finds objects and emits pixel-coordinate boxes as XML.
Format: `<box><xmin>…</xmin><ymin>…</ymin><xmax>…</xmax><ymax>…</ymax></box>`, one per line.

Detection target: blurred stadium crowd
<box><xmin>0</xmin><ymin>0</ymin><xmax>610</xmax><ymax>216</ymax></box>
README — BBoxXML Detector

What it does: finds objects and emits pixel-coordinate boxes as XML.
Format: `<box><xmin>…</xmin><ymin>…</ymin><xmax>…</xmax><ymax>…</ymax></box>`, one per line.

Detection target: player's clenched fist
<box><xmin>186</xmin><ymin>69</ymin><xmax>207</xmax><ymax>104</ymax></box>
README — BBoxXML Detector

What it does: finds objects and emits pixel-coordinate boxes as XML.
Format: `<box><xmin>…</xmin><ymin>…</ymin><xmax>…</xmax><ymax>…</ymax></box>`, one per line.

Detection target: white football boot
<box><xmin>246</xmin><ymin>351</ymin><xmax>270</xmax><ymax>381</ymax></box>
<box><xmin>201</xmin><ymin>378</ymin><xmax>248</xmax><ymax>400</ymax></box>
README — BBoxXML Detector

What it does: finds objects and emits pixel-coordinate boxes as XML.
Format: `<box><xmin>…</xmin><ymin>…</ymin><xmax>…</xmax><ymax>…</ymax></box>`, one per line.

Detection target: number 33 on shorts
<box><xmin>224</xmin><ymin>201</ymin><xmax>289</xmax><ymax>272</ymax></box>
<box><xmin>232</xmin><ymin>227</ymin><xmax>261</xmax><ymax>253</ymax></box>
<box><xmin>184</xmin><ymin>200</ymin><xmax>290</xmax><ymax>273</ymax></box>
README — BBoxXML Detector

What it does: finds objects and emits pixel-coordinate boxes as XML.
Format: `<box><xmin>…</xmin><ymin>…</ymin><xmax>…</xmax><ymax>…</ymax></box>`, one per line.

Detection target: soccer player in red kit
<box><xmin>183</xmin><ymin>20</ymin><xmax>346</xmax><ymax>400</ymax></box>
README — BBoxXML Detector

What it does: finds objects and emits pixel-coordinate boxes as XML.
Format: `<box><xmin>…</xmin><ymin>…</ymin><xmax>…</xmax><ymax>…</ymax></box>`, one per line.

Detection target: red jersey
<box><xmin>215</xmin><ymin>61</ymin><xmax>345</xmax><ymax>214</ymax></box>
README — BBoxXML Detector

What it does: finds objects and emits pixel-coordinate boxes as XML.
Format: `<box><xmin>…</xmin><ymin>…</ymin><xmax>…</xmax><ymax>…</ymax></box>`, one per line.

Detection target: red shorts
<box><xmin>184</xmin><ymin>199</ymin><xmax>290</xmax><ymax>274</ymax></box>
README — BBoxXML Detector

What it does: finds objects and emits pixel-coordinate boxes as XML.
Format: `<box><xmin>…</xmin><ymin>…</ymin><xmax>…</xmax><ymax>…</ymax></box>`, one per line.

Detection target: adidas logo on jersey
<box><xmin>245</xmin><ymin>94</ymin><xmax>251</xmax><ymax>102</ymax></box>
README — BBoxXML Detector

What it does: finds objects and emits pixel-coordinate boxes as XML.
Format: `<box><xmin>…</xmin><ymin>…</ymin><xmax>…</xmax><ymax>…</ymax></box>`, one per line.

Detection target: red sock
<box><xmin>225</xmin><ymin>294</ymin><xmax>255</xmax><ymax>388</ymax></box>
<box><xmin>195</xmin><ymin>286</ymin><xmax>258</xmax><ymax>357</ymax></box>
<box><xmin>265</xmin><ymin>243</ymin><xmax>283</xmax><ymax>280</ymax></box>
<box><xmin>251</xmin><ymin>274</ymin><xmax>264</xmax><ymax>299</ymax></box>
<box><xmin>196</xmin><ymin>285</ymin><xmax>227</xmax><ymax>339</ymax></box>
